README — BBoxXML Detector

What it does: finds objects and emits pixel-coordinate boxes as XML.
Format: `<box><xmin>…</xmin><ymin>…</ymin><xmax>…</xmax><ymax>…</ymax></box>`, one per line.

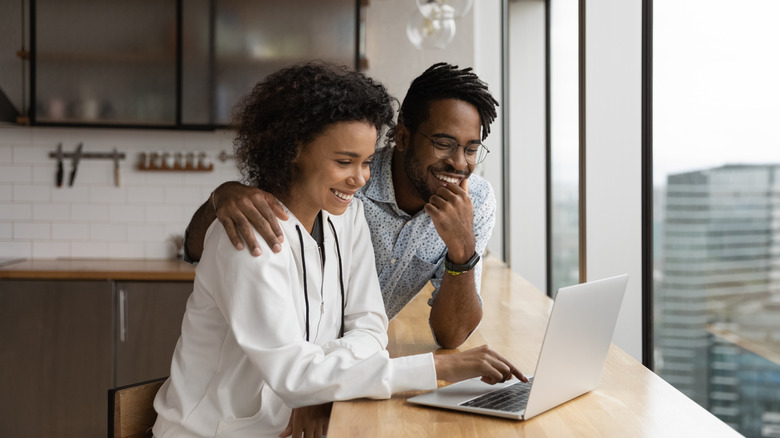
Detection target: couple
<box><xmin>153</xmin><ymin>62</ymin><xmax>526</xmax><ymax>438</ymax></box>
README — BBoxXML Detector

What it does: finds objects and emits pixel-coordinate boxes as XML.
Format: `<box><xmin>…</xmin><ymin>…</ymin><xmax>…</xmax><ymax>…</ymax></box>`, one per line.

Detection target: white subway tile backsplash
<box><xmin>184</xmin><ymin>171</ymin><xmax>227</xmax><ymax>188</ymax></box>
<box><xmin>34</xmin><ymin>204</ymin><xmax>70</xmax><ymax>221</ymax></box>
<box><xmin>0</xmin><ymin>145</ymin><xmax>12</xmax><ymax>162</ymax></box>
<box><xmin>145</xmin><ymin>241</ymin><xmax>177</xmax><ymax>259</ymax></box>
<box><xmin>50</xmin><ymin>186</ymin><xmax>90</xmax><ymax>202</ymax></box>
<box><xmin>101</xmin><ymin>130</ymin><xmax>146</xmax><ymax>147</ymax></box>
<box><xmin>80</xmin><ymin>131</ymin><xmax>135</xmax><ymax>147</ymax></box>
<box><xmin>0</xmin><ymin>125</ymin><xmax>32</xmax><ymax>143</ymax></box>
<box><xmin>109</xmin><ymin>204</ymin><xmax>145</xmax><ymax>223</ymax></box>
<box><xmin>30</xmin><ymin>127</ymin><xmax>78</xmax><ymax>145</ymax></box>
<box><xmin>71</xmin><ymin>241</ymin><xmax>108</xmax><ymax>258</ymax></box>
<box><xmin>3</xmin><ymin>126</ymin><xmax>233</xmax><ymax>259</ymax></box>
<box><xmin>0</xmin><ymin>203</ymin><xmax>32</xmax><ymax>220</ymax></box>
<box><xmin>0</xmin><ymin>241</ymin><xmax>32</xmax><ymax>258</ymax></box>
<box><xmin>109</xmin><ymin>241</ymin><xmax>146</xmax><ymax>258</ymax></box>
<box><xmin>182</xmin><ymin>140</ymin><xmax>220</xmax><ymax>153</ymax></box>
<box><xmin>33</xmin><ymin>241</ymin><xmax>71</xmax><ymax>258</ymax></box>
<box><xmin>142</xmin><ymin>171</ymin><xmax>187</xmax><ymax>187</ymax></box>
<box><xmin>147</xmin><ymin>205</ymin><xmax>184</xmax><ymax>224</ymax></box>
<box><xmin>14</xmin><ymin>184</ymin><xmax>51</xmax><ymax>202</ymax></box>
<box><xmin>0</xmin><ymin>165</ymin><xmax>32</xmax><ymax>183</ymax></box>
<box><xmin>0</xmin><ymin>185</ymin><xmax>11</xmax><ymax>201</ymax></box>
<box><xmin>127</xmin><ymin>224</ymin><xmax>167</xmax><ymax>242</ymax></box>
<box><xmin>90</xmin><ymin>186</ymin><xmax>127</xmax><ymax>203</ymax></box>
<box><xmin>32</xmin><ymin>165</ymin><xmax>62</xmax><ymax>185</ymax></box>
<box><xmin>118</xmin><ymin>167</ymin><xmax>149</xmax><ymax>185</ymax></box>
<box><xmin>70</xmin><ymin>204</ymin><xmax>109</xmax><ymax>222</ymax></box>
<box><xmin>14</xmin><ymin>223</ymin><xmax>51</xmax><ymax>240</ymax></box>
<box><xmin>53</xmin><ymin>223</ymin><xmax>90</xmax><ymax>240</ymax></box>
<box><xmin>13</xmin><ymin>146</ymin><xmax>50</xmax><ymax>164</ymax></box>
<box><xmin>165</xmin><ymin>222</ymin><xmax>188</xmax><ymax>238</ymax></box>
<box><xmin>128</xmin><ymin>186</ymin><xmax>165</xmax><ymax>204</ymax></box>
<box><xmin>164</xmin><ymin>186</ymin><xmax>203</xmax><ymax>205</ymax></box>
<box><xmin>145</xmin><ymin>131</ymin><xmax>185</xmax><ymax>149</ymax></box>
<box><xmin>0</xmin><ymin>222</ymin><xmax>11</xmax><ymax>238</ymax></box>
<box><xmin>69</xmin><ymin>162</ymin><xmax>112</xmax><ymax>185</ymax></box>
<box><xmin>89</xmin><ymin>224</ymin><xmax>127</xmax><ymax>241</ymax></box>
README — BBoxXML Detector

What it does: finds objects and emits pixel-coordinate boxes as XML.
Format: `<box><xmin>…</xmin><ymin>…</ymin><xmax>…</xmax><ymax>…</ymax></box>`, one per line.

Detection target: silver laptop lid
<box><xmin>523</xmin><ymin>274</ymin><xmax>628</xmax><ymax>419</ymax></box>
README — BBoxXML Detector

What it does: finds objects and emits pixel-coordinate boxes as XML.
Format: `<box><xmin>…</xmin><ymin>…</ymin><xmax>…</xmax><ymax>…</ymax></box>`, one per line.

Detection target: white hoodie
<box><xmin>153</xmin><ymin>200</ymin><xmax>437</xmax><ymax>438</ymax></box>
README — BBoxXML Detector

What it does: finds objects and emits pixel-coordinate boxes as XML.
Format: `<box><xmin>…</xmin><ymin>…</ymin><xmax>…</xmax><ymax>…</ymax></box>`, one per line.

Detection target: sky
<box><xmin>549</xmin><ymin>0</ymin><xmax>780</xmax><ymax>187</ymax></box>
<box><xmin>653</xmin><ymin>0</ymin><xmax>780</xmax><ymax>185</ymax></box>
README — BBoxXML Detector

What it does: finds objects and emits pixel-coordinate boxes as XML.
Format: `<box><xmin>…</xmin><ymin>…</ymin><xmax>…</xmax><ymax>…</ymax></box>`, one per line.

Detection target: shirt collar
<box><xmin>362</xmin><ymin>146</ymin><xmax>397</xmax><ymax>205</ymax></box>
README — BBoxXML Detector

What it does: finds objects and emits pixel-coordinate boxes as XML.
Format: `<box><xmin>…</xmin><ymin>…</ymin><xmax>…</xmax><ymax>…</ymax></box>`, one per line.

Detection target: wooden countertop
<box><xmin>0</xmin><ymin>259</ymin><xmax>196</xmax><ymax>281</ymax></box>
<box><xmin>328</xmin><ymin>257</ymin><xmax>741</xmax><ymax>437</ymax></box>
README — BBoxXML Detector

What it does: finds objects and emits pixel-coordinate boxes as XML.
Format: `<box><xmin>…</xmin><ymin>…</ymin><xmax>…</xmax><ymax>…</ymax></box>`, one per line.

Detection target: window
<box><xmin>549</xmin><ymin>0</ymin><xmax>579</xmax><ymax>295</ymax></box>
<box><xmin>653</xmin><ymin>1</ymin><xmax>780</xmax><ymax>436</ymax></box>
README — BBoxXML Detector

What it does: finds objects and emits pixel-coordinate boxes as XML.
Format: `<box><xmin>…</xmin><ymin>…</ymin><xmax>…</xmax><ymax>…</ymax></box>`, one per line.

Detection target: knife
<box><xmin>55</xmin><ymin>142</ymin><xmax>64</xmax><ymax>187</ymax></box>
<box><xmin>68</xmin><ymin>142</ymin><xmax>83</xmax><ymax>187</ymax></box>
<box><xmin>112</xmin><ymin>148</ymin><xmax>121</xmax><ymax>187</ymax></box>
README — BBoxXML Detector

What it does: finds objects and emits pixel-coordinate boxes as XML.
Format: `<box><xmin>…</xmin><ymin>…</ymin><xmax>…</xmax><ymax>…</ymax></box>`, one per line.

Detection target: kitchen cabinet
<box><xmin>115</xmin><ymin>281</ymin><xmax>192</xmax><ymax>386</ymax></box>
<box><xmin>31</xmin><ymin>0</ymin><xmax>359</xmax><ymax>128</ymax></box>
<box><xmin>33</xmin><ymin>0</ymin><xmax>178</xmax><ymax>126</ymax></box>
<box><xmin>0</xmin><ymin>280</ymin><xmax>113</xmax><ymax>437</ymax></box>
<box><xmin>0</xmin><ymin>279</ymin><xmax>192</xmax><ymax>437</ymax></box>
<box><xmin>181</xmin><ymin>0</ymin><xmax>359</xmax><ymax>125</ymax></box>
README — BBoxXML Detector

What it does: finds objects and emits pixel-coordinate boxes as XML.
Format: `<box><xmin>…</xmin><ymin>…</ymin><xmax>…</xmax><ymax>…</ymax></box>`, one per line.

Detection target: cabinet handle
<box><xmin>119</xmin><ymin>289</ymin><xmax>127</xmax><ymax>342</ymax></box>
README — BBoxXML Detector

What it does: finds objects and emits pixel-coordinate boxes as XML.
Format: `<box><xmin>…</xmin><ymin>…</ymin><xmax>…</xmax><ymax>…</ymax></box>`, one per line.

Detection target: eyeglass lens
<box><xmin>430</xmin><ymin>137</ymin><xmax>488</xmax><ymax>164</ymax></box>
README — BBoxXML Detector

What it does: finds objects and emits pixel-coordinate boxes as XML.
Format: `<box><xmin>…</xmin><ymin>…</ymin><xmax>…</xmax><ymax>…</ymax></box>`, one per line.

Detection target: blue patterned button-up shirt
<box><xmin>357</xmin><ymin>146</ymin><xmax>496</xmax><ymax>319</ymax></box>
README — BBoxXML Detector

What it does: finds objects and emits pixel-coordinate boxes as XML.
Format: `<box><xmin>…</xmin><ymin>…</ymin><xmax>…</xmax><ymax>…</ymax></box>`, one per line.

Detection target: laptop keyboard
<box><xmin>459</xmin><ymin>378</ymin><xmax>534</xmax><ymax>413</ymax></box>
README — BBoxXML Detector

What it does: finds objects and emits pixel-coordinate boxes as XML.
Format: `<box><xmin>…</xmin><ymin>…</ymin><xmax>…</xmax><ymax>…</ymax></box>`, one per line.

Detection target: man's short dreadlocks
<box><xmin>393</xmin><ymin>62</ymin><xmax>498</xmax><ymax>142</ymax></box>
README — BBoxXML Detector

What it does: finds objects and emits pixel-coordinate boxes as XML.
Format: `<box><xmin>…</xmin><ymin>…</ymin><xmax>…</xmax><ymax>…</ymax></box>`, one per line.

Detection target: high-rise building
<box><xmin>655</xmin><ymin>164</ymin><xmax>780</xmax><ymax>436</ymax></box>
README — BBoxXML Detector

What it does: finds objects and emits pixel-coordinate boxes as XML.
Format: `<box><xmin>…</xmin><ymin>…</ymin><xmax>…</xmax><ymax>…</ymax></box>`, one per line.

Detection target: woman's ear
<box><xmin>291</xmin><ymin>142</ymin><xmax>304</xmax><ymax>164</ymax></box>
<box><xmin>394</xmin><ymin>124</ymin><xmax>410</xmax><ymax>153</ymax></box>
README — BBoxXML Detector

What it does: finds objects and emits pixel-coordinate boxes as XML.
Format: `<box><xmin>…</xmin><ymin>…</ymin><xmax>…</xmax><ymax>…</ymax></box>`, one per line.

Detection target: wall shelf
<box><xmin>136</xmin><ymin>163</ymin><xmax>213</xmax><ymax>172</ymax></box>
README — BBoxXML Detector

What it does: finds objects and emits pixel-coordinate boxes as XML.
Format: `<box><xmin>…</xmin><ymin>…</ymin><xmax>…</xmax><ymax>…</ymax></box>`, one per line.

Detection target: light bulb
<box><xmin>406</xmin><ymin>8</ymin><xmax>456</xmax><ymax>50</ymax></box>
<box><xmin>416</xmin><ymin>0</ymin><xmax>473</xmax><ymax>19</ymax></box>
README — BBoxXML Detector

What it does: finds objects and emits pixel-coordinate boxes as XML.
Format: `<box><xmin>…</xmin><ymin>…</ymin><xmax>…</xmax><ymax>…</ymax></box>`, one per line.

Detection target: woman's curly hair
<box><xmin>233</xmin><ymin>62</ymin><xmax>396</xmax><ymax>198</ymax></box>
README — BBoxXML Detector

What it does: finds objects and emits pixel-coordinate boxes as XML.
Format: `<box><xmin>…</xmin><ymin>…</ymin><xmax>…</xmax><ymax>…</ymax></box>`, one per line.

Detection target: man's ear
<box><xmin>394</xmin><ymin>124</ymin><xmax>410</xmax><ymax>153</ymax></box>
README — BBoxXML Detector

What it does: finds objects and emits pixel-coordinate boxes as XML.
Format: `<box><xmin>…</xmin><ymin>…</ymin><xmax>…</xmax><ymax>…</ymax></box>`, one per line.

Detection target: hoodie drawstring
<box><xmin>295</xmin><ymin>219</ymin><xmax>345</xmax><ymax>342</ymax></box>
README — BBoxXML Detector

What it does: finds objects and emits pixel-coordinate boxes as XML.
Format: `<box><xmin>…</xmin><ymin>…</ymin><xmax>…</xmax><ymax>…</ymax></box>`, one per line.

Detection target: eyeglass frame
<box><xmin>415</xmin><ymin>131</ymin><xmax>490</xmax><ymax>165</ymax></box>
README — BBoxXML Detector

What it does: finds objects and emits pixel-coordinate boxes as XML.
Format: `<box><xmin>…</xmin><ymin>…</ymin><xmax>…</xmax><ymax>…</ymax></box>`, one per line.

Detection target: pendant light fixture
<box><xmin>406</xmin><ymin>0</ymin><xmax>473</xmax><ymax>50</ymax></box>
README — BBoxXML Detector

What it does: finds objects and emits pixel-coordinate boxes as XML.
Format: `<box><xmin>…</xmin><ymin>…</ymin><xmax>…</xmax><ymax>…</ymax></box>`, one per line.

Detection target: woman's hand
<box><xmin>433</xmin><ymin>345</ymin><xmax>528</xmax><ymax>385</ymax></box>
<box><xmin>279</xmin><ymin>402</ymin><xmax>333</xmax><ymax>438</ymax></box>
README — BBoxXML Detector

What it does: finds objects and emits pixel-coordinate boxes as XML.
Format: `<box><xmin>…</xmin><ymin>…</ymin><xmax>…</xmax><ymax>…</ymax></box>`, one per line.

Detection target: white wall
<box><xmin>507</xmin><ymin>0</ymin><xmax>548</xmax><ymax>291</ymax></box>
<box><xmin>362</xmin><ymin>0</ymin><xmax>474</xmax><ymax>106</ymax></box>
<box><xmin>584</xmin><ymin>0</ymin><xmax>644</xmax><ymax>361</ymax></box>
<box><xmin>473</xmin><ymin>0</ymin><xmax>505</xmax><ymax>260</ymax></box>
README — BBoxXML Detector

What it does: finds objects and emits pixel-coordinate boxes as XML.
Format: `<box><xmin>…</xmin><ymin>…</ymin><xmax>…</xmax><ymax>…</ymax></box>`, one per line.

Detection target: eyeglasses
<box><xmin>416</xmin><ymin>131</ymin><xmax>490</xmax><ymax>165</ymax></box>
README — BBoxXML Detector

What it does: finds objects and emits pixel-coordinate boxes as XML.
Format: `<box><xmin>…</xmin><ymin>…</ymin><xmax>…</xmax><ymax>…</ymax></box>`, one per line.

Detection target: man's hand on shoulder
<box><xmin>212</xmin><ymin>181</ymin><xmax>288</xmax><ymax>256</ymax></box>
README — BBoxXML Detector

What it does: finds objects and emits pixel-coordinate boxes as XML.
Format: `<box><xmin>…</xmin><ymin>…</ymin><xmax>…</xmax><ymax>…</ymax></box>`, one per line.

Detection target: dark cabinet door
<box><xmin>114</xmin><ymin>281</ymin><xmax>192</xmax><ymax>387</ymax></box>
<box><xmin>180</xmin><ymin>0</ymin><xmax>360</xmax><ymax>126</ymax></box>
<box><xmin>0</xmin><ymin>280</ymin><xmax>114</xmax><ymax>437</ymax></box>
<box><xmin>30</xmin><ymin>0</ymin><xmax>358</xmax><ymax>128</ymax></box>
<box><xmin>33</xmin><ymin>0</ymin><xmax>178</xmax><ymax>126</ymax></box>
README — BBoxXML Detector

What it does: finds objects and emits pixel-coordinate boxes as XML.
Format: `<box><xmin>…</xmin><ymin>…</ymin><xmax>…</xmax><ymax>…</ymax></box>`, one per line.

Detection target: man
<box><xmin>184</xmin><ymin>62</ymin><xmax>498</xmax><ymax>349</ymax></box>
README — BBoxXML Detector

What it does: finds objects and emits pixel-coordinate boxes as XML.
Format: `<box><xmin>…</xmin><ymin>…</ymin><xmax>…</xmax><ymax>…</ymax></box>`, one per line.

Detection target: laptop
<box><xmin>407</xmin><ymin>274</ymin><xmax>629</xmax><ymax>421</ymax></box>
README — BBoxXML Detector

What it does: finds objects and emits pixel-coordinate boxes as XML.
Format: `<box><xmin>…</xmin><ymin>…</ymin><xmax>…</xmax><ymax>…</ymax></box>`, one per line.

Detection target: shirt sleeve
<box><xmin>198</xmin><ymin>217</ymin><xmax>436</xmax><ymax>409</ymax></box>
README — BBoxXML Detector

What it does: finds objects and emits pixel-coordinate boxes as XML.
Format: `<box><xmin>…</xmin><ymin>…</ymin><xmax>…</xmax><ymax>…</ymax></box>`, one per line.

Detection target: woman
<box><xmin>153</xmin><ymin>62</ymin><xmax>525</xmax><ymax>438</ymax></box>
